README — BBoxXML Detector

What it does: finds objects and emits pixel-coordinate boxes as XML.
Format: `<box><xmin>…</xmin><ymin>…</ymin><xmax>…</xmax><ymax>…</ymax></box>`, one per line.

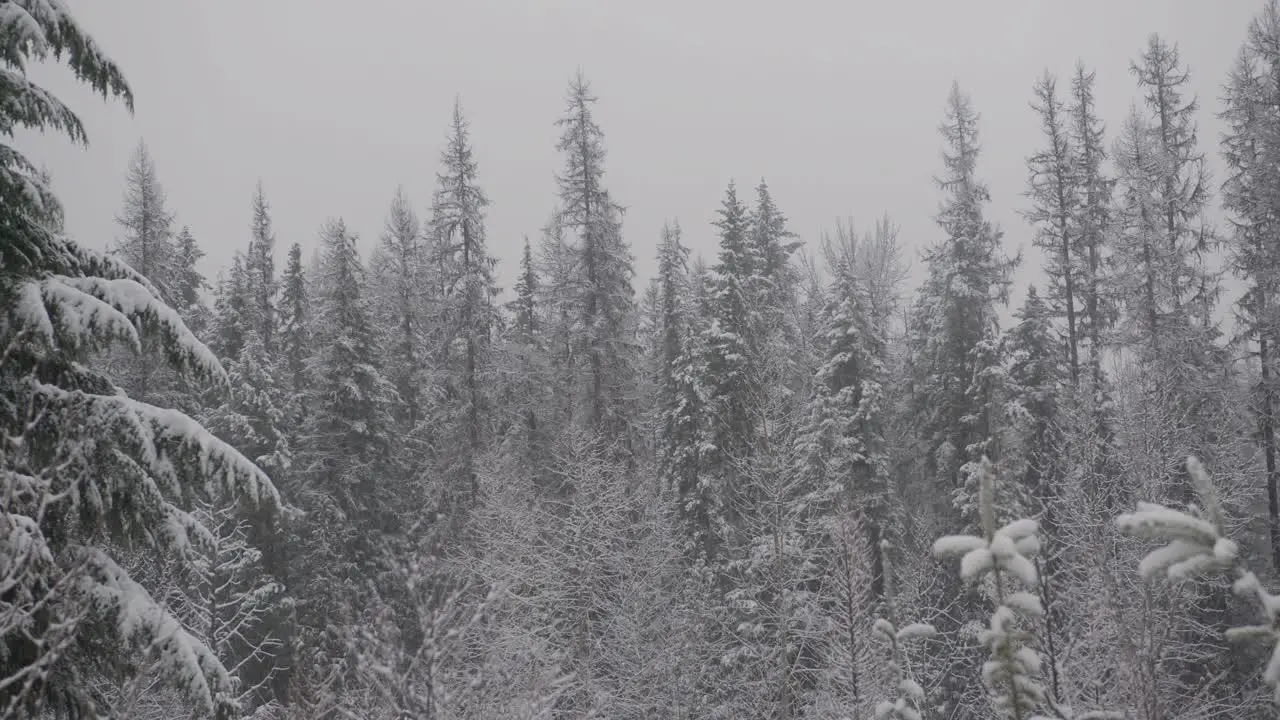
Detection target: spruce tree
<box><xmin>1222</xmin><ymin>0</ymin><xmax>1280</xmax><ymax>570</ymax></box>
<box><xmin>0</xmin><ymin>6</ymin><xmax>281</xmax><ymax>716</ymax></box>
<box><xmin>553</xmin><ymin>72</ymin><xmax>638</xmax><ymax>443</ymax></box>
<box><xmin>372</xmin><ymin>185</ymin><xmax>426</xmax><ymax>429</ymax></box>
<box><xmin>907</xmin><ymin>83</ymin><xmax>1016</xmax><ymax>719</ymax></box>
<box><xmin>1024</xmin><ymin>72</ymin><xmax>1082</xmax><ymax>386</ymax></box>
<box><xmin>114</xmin><ymin>139</ymin><xmax>179</xmax><ymax>303</ymax></box>
<box><xmin>429</xmin><ymin>101</ymin><xmax>500</xmax><ymax>498</ymax></box>
<box><xmin>245</xmin><ymin>182</ymin><xmax>279</xmax><ymax>354</ymax></box>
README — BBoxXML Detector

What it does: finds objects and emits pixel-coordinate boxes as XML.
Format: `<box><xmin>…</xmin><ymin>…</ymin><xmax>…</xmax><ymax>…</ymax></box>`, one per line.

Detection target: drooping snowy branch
<box><xmin>1117</xmin><ymin>456</ymin><xmax>1280</xmax><ymax>705</ymax></box>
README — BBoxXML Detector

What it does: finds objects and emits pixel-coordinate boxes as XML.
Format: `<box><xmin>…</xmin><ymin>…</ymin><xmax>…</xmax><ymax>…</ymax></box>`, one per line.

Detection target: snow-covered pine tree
<box><xmin>909</xmin><ymin>82</ymin><xmax>1017</xmax><ymax>525</ymax></box>
<box><xmin>110</xmin><ymin>140</ymin><xmax>183</xmax><ymax>405</ymax></box>
<box><xmin>1222</xmin><ymin>1</ymin><xmax>1280</xmax><ymax>571</ymax></box>
<box><xmin>1131</xmin><ymin>34</ymin><xmax>1217</xmax><ymax>324</ymax></box>
<box><xmin>653</xmin><ymin>221</ymin><xmax>692</xmax><ymax>490</ymax></box>
<box><xmin>369</xmin><ymin>185</ymin><xmax>426</xmax><ymax>430</ymax></box>
<box><xmin>429</xmin><ymin>100</ymin><xmax>500</xmax><ymax>501</ymax></box>
<box><xmin>1067</xmin><ymin>64</ymin><xmax>1118</xmax><ymax>404</ymax></box>
<box><xmin>1002</xmin><ymin>286</ymin><xmax>1070</xmax><ymax>705</ymax></box>
<box><xmin>113</xmin><ymin>140</ymin><xmax>180</xmax><ymax>305</ymax></box>
<box><xmin>907</xmin><ymin>82</ymin><xmax>1017</xmax><ymax>720</ymax></box>
<box><xmin>1024</xmin><ymin>73</ymin><xmax>1083</xmax><ymax>387</ymax></box>
<box><xmin>496</xmin><ymin>236</ymin><xmax>551</xmax><ymax>469</ymax></box>
<box><xmin>553</xmin><ymin>72</ymin><xmax>639</xmax><ymax>449</ymax></box>
<box><xmin>278</xmin><ymin>242</ymin><xmax>311</xmax><ymax>427</ymax></box>
<box><xmin>211</xmin><ymin>252</ymin><xmax>250</xmax><ymax>364</ymax></box>
<box><xmin>747</xmin><ymin>180</ymin><xmax>802</xmax><ymax>403</ymax></box>
<box><xmin>290</xmin><ymin>218</ymin><xmax>400</xmax><ymax>713</ymax></box>
<box><xmin>244</xmin><ymin>183</ymin><xmax>279</xmax><ymax>355</ymax></box>
<box><xmin>0</xmin><ymin>6</ymin><xmax>282</xmax><ymax>716</ymax></box>
<box><xmin>536</xmin><ymin>213</ymin><xmax>580</xmax><ymax>439</ymax></box>
<box><xmin>172</xmin><ymin>226</ymin><xmax>211</xmax><ymax>339</ymax></box>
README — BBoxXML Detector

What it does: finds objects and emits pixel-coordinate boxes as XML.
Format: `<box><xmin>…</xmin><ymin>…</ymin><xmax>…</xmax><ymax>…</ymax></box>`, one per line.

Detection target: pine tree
<box><xmin>0</xmin><ymin>7</ymin><xmax>280</xmax><ymax>716</ymax></box>
<box><xmin>653</xmin><ymin>221</ymin><xmax>691</xmax><ymax>490</ymax></box>
<box><xmin>500</xmin><ymin>236</ymin><xmax>548</xmax><ymax>467</ymax></box>
<box><xmin>211</xmin><ymin>252</ymin><xmax>250</xmax><ymax>363</ymax></box>
<box><xmin>430</xmin><ymin>100</ymin><xmax>500</xmax><ymax>499</ymax></box>
<box><xmin>114</xmin><ymin>139</ymin><xmax>179</xmax><ymax>303</ymax></box>
<box><xmin>111</xmin><ymin>139</ymin><xmax>181</xmax><ymax>403</ymax></box>
<box><xmin>554</xmin><ymin>72</ymin><xmax>638</xmax><ymax>444</ymax></box>
<box><xmin>372</xmin><ymin>185</ymin><xmax>426</xmax><ymax>429</ymax></box>
<box><xmin>688</xmin><ymin>181</ymin><xmax>757</xmax><ymax>563</ymax></box>
<box><xmin>245</xmin><ymin>182</ymin><xmax>279</xmax><ymax>354</ymax></box>
<box><xmin>1131</xmin><ymin>35</ymin><xmax>1217</xmax><ymax>322</ymax></box>
<box><xmin>910</xmin><ymin>83</ymin><xmax>1017</xmax><ymax>516</ymax></box>
<box><xmin>279</xmin><ymin>242</ymin><xmax>312</xmax><ymax>412</ymax></box>
<box><xmin>1024</xmin><ymin>73</ymin><xmax>1082</xmax><ymax>386</ymax></box>
<box><xmin>1223</xmin><ymin>1</ymin><xmax>1280</xmax><ymax>571</ymax></box>
<box><xmin>292</xmin><ymin>219</ymin><xmax>400</xmax><ymax>709</ymax></box>
<box><xmin>172</xmin><ymin>225</ymin><xmax>211</xmax><ymax>337</ymax></box>
<box><xmin>1068</xmin><ymin>64</ymin><xmax>1118</xmax><ymax>400</ymax></box>
<box><xmin>907</xmin><ymin>83</ymin><xmax>1017</xmax><ymax>720</ymax></box>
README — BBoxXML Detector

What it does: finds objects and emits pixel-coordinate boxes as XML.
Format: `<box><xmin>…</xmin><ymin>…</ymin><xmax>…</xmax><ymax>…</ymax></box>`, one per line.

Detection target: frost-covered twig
<box><xmin>1117</xmin><ymin>456</ymin><xmax>1280</xmax><ymax>704</ymax></box>
<box><xmin>869</xmin><ymin>540</ymin><xmax>934</xmax><ymax>720</ymax></box>
<box><xmin>935</xmin><ymin>456</ymin><xmax>1120</xmax><ymax>720</ymax></box>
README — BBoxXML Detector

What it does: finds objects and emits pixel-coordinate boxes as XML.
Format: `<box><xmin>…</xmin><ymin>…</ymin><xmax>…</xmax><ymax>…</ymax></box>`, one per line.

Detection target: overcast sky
<box><xmin>19</xmin><ymin>0</ymin><xmax>1266</xmax><ymax>312</ymax></box>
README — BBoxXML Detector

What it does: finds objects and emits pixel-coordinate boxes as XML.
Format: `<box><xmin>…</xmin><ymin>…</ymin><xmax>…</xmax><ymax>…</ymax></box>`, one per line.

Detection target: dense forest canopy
<box><xmin>8</xmin><ymin>1</ymin><xmax>1280</xmax><ymax>719</ymax></box>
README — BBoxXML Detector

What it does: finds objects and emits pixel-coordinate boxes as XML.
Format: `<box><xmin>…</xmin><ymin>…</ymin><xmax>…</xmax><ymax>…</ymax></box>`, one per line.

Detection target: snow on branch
<box><xmin>34</xmin><ymin>381</ymin><xmax>279</xmax><ymax>513</ymax></box>
<box><xmin>1117</xmin><ymin>456</ymin><xmax>1280</xmax><ymax>705</ymax></box>
<box><xmin>79</xmin><ymin>548</ymin><xmax>237</xmax><ymax>718</ymax></box>
<box><xmin>934</xmin><ymin>456</ymin><xmax>1119</xmax><ymax>720</ymax></box>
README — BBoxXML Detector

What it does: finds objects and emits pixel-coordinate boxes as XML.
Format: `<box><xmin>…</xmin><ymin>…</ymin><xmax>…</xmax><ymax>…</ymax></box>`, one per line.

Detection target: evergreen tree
<box><xmin>688</xmin><ymin>181</ymin><xmax>757</xmax><ymax>563</ymax></box>
<box><xmin>1068</xmin><ymin>64</ymin><xmax>1118</xmax><ymax>399</ymax></box>
<box><xmin>1024</xmin><ymin>72</ymin><xmax>1082</xmax><ymax>386</ymax></box>
<box><xmin>279</xmin><ymin>242</ymin><xmax>312</xmax><ymax>412</ymax></box>
<box><xmin>0</xmin><ymin>7</ymin><xmax>281</xmax><ymax>716</ymax></box>
<box><xmin>1131</xmin><ymin>34</ymin><xmax>1217</xmax><ymax>322</ymax></box>
<box><xmin>111</xmin><ymin>139</ymin><xmax>181</xmax><ymax>404</ymax></box>
<box><xmin>1223</xmin><ymin>1</ymin><xmax>1280</xmax><ymax>570</ymax></box>
<box><xmin>371</xmin><ymin>185</ymin><xmax>426</xmax><ymax>429</ymax></box>
<box><xmin>653</xmin><ymin>221</ymin><xmax>691</xmax><ymax>490</ymax></box>
<box><xmin>113</xmin><ymin>139</ymin><xmax>179</xmax><ymax>303</ymax></box>
<box><xmin>430</xmin><ymin>100</ymin><xmax>500</xmax><ymax>499</ymax></box>
<box><xmin>245</xmin><ymin>182</ymin><xmax>279</xmax><ymax>354</ymax></box>
<box><xmin>910</xmin><ymin>82</ymin><xmax>1017</xmax><ymax>518</ymax></box>
<box><xmin>172</xmin><ymin>225</ymin><xmax>211</xmax><ymax>337</ymax></box>
<box><xmin>907</xmin><ymin>83</ymin><xmax>1016</xmax><ymax>720</ymax></box>
<box><xmin>292</xmin><ymin>219</ymin><xmax>400</xmax><ymax>712</ymax></box>
<box><xmin>210</xmin><ymin>252</ymin><xmax>250</xmax><ymax>363</ymax></box>
<box><xmin>554</xmin><ymin>72</ymin><xmax>638</xmax><ymax>445</ymax></box>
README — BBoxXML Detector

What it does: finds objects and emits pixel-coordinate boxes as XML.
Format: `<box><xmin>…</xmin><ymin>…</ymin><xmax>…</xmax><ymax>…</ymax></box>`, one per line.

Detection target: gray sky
<box><xmin>20</xmin><ymin>0</ymin><xmax>1264</xmax><ymax>312</ymax></box>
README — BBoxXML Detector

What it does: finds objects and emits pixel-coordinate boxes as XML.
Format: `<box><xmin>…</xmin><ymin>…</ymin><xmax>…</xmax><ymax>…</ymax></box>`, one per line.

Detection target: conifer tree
<box><xmin>292</xmin><ymin>219</ymin><xmax>400</xmax><ymax>707</ymax></box>
<box><xmin>245</xmin><ymin>182</ymin><xmax>279</xmax><ymax>354</ymax></box>
<box><xmin>114</xmin><ymin>139</ymin><xmax>179</xmax><ymax>303</ymax></box>
<box><xmin>910</xmin><ymin>83</ymin><xmax>1017</xmax><ymax>518</ymax></box>
<box><xmin>554</xmin><ymin>72</ymin><xmax>638</xmax><ymax>444</ymax></box>
<box><xmin>372</xmin><ymin>185</ymin><xmax>426</xmax><ymax>429</ymax></box>
<box><xmin>0</xmin><ymin>6</ymin><xmax>281</xmax><ymax>715</ymax></box>
<box><xmin>172</xmin><ymin>225</ymin><xmax>211</xmax><ymax>337</ymax></box>
<box><xmin>111</xmin><ymin>140</ymin><xmax>181</xmax><ymax>403</ymax></box>
<box><xmin>430</xmin><ymin>101</ymin><xmax>500</xmax><ymax>498</ymax></box>
<box><xmin>1024</xmin><ymin>73</ymin><xmax>1082</xmax><ymax>386</ymax></box>
<box><xmin>907</xmin><ymin>83</ymin><xmax>1017</xmax><ymax>719</ymax></box>
<box><xmin>1223</xmin><ymin>1</ymin><xmax>1280</xmax><ymax>570</ymax></box>
<box><xmin>279</xmin><ymin>242</ymin><xmax>312</xmax><ymax>411</ymax></box>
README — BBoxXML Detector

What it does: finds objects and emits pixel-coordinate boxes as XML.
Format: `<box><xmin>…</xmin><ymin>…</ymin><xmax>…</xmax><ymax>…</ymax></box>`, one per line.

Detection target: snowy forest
<box><xmin>14</xmin><ymin>1</ymin><xmax>1280</xmax><ymax>719</ymax></box>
